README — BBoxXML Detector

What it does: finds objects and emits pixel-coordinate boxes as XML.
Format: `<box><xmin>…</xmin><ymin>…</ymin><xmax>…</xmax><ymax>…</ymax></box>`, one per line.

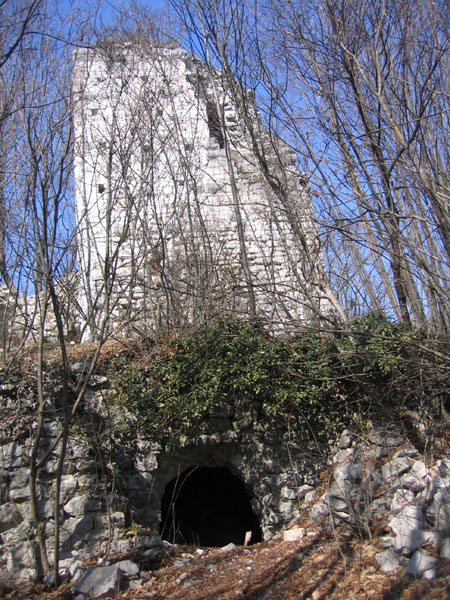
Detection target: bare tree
<box><xmin>171</xmin><ymin>0</ymin><xmax>347</xmax><ymax>325</ymax></box>
<box><xmin>0</xmin><ymin>0</ymin><xmax>42</xmax><ymax>70</ymax></box>
<box><xmin>172</xmin><ymin>0</ymin><xmax>450</xmax><ymax>332</ymax></box>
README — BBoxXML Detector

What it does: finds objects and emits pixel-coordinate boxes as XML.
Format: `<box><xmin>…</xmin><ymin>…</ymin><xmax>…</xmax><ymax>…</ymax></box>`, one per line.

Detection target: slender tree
<box><xmin>172</xmin><ymin>0</ymin><xmax>450</xmax><ymax>331</ymax></box>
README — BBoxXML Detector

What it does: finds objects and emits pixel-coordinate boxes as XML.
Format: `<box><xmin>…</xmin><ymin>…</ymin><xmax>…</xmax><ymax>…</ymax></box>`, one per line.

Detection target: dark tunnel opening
<box><xmin>160</xmin><ymin>466</ymin><xmax>262</xmax><ymax>547</ymax></box>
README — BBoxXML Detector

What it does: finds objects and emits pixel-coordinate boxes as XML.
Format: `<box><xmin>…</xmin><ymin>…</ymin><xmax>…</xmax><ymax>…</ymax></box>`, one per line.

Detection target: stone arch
<box><xmin>154</xmin><ymin>442</ymin><xmax>262</xmax><ymax>546</ymax></box>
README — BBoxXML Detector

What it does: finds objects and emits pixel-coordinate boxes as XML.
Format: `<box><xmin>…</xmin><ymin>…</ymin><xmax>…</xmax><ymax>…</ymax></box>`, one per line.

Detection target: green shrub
<box><xmin>110</xmin><ymin>316</ymin><xmax>448</xmax><ymax>448</ymax></box>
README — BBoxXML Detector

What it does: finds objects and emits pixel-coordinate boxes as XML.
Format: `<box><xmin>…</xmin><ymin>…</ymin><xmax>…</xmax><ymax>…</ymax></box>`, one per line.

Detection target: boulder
<box><xmin>437</xmin><ymin>459</ymin><xmax>450</xmax><ymax>478</ymax></box>
<box><xmin>388</xmin><ymin>505</ymin><xmax>423</xmax><ymax>554</ymax></box>
<box><xmin>72</xmin><ymin>565</ymin><xmax>122</xmax><ymax>598</ymax></box>
<box><xmin>115</xmin><ymin>559</ymin><xmax>139</xmax><ymax>578</ymax></box>
<box><xmin>283</xmin><ymin>527</ymin><xmax>305</xmax><ymax>542</ymax></box>
<box><xmin>432</xmin><ymin>488</ymin><xmax>450</xmax><ymax>536</ymax></box>
<box><xmin>376</xmin><ymin>548</ymin><xmax>404</xmax><ymax>572</ymax></box>
<box><xmin>334</xmin><ymin>462</ymin><xmax>363</xmax><ymax>485</ymax></box>
<box><xmin>405</xmin><ymin>549</ymin><xmax>439</xmax><ymax>579</ymax></box>
<box><xmin>382</xmin><ymin>457</ymin><xmax>411</xmax><ymax>481</ymax></box>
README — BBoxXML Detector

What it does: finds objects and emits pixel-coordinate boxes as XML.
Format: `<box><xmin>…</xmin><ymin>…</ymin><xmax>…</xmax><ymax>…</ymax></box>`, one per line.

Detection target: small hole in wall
<box><xmin>160</xmin><ymin>466</ymin><xmax>262</xmax><ymax>547</ymax></box>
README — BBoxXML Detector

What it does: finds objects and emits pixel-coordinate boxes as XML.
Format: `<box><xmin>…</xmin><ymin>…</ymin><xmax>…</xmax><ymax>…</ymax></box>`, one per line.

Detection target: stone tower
<box><xmin>73</xmin><ymin>41</ymin><xmax>324</xmax><ymax>339</ymax></box>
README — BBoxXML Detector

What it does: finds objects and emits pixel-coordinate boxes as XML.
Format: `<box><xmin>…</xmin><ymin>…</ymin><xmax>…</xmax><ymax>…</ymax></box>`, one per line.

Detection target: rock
<box><xmin>333</xmin><ymin>448</ymin><xmax>353</xmax><ymax>465</ymax></box>
<box><xmin>280</xmin><ymin>486</ymin><xmax>297</xmax><ymax>500</ymax></box>
<box><xmin>20</xmin><ymin>499</ymin><xmax>54</xmax><ymax>522</ymax></box>
<box><xmin>388</xmin><ymin>505</ymin><xmax>423</xmax><ymax>553</ymax></box>
<box><xmin>62</xmin><ymin>557</ymin><xmax>83</xmax><ymax>580</ymax></box>
<box><xmin>395</xmin><ymin>471</ymin><xmax>429</xmax><ymax>493</ymax></box>
<box><xmin>125</xmin><ymin>579</ymin><xmax>144</xmax><ymax>590</ymax></box>
<box><xmin>421</xmin><ymin>530</ymin><xmax>440</xmax><ymax>548</ymax></box>
<box><xmin>337</xmin><ymin>429</ymin><xmax>354</xmax><ymax>449</ymax></box>
<box><xmin>88</xmin><ymin>375</ymin><xmax>109</xmax><ymax>388</ymax></box>
<box><xmin>410</xmin><ymin>460</ymin><xmax>429</xmax><ymax>479</ymax></box>
<box><xmin>309</xmin><ymin>503</ymin><xmax>329</xmax><ymax>522</ymax></box>
<box><xmin>64</xmin><ymin>495</ymin><xmax>102</xmax><ymax>517</ymax></box>
<box><xmin>5</xmin><ymin>566</ymin><xmax>37</xmax><ymax>583</ymax></box>
<box><xmin>380</xmin><ymin>535</ymin><xmax>396</xmax><ymax>549</ymax></box>
<box><xmin>1</xmin><ymin>521</ymin><xmax>33</xmax><ymax>546</ymax></box>
<box><xmin>370</xmin><ymin>498</ymin><xmax>388</xmax><ymax>516</ymax></box>
<box><xmin>303</xmin><ymin>490</ymin><xmax>316</xmax><ymax>506</ymax></box>
<box><xmin>61</xmin><ymin>475</ymin><xmax>79</xmax><ymax>502</ymax></box>
<box><xmin>323</xmin><ymin>494</ymin><xmax>348</xmax><ymax>513</ymax></box>
<box><xmin>279</xmin><ymin>500</ymin><xmax>296</xmax><ymax>516</ymax></box>
<box><xmin>42</xmin><ymin>421</ymin><xmax>61</xmax><ymax>436</ymax></box>
<box><xmin>219</xmin><ymin>542</ymin><xmax>237</xmax><ymax>554</ymax></box>
<box><xmin>382</xmin><ymin>457</ymin><xmax>411</xmax><ymax>481</ymax></box>
<box><xmin>430</xmin><ymin>476</ymin><xmax>450</xmax><ymax>490</ymax></box>
<box><xmin>73</xmin><ymin>565</ymin><xmax>122</xmax><ymax>598</ymax></box>
<box><xmin>135</xmin><ymin>454</ymin><xmax>158</xmax><ymax>473</ymax></box>
<box><xmin>142</xmin><ymin>548</ymin><xmax>163</xmax><ymax>561</ymax></box>
<box><xmin>297</xmin><ymin>484</ymin><xmax>314</xmax><ymax>498</ymax></box>
<box><xmin>334</xmin><ymin>462</ymin><xmax>363</xmax><ymax>484</ymax></box>
<box><xmin>433</xmin><ymin>488</ymin><xmax>450</xmax><ymax>536</ymax></box>
<box><xmin>405</xmin><ymin>549</ymin><xmax>439</xmax><ymax>579</ymax></box>
<box><xmin>0</xmin><ymin>502</ymin><xmax>23</xmax><ymax>533</ymax></box>
<box><xmin>437</xmin><ymin>459</ymin><xmax>450</xmax><ymax>478</ymax></box>
<box><xmin>115</xmin><ymin>559</ymin><xmax>139</xmax><ymax>578</ymax></box>
<box><xmin>7</xmin><ymin>483</ymin><xmax>31</xmax><ymax>503</ymax></box>
<box><xmin>440</xmin><ymin>537</ymin><xmax>450</xmax><ymax>559</ymax></box>
<box><xmin>393</xmin><ymin>447</ymin><xmax>418</xmax><ymax>459</ymax></box>
<box><xmin>390</xmin><ymin>489</ymin><xmax>416</xmax><ymax>513</ymax></box>
<box><xmin>2</xmin><ymin>442</ymin><xmax>27</xmax><ymax>468</ymax></box>
<box><xmin>135</xmin><ymin>535</ymin><xmax>162</xmax><ymax>550</ymax></box>
<box><xmin>369</xmin><ymin>431</ymin><xmax>402</xmax><ymax>448</ymax></box>
<box><xmin>283</xmin><ymin>527</ymin><xmax>305</xmax><ymax>542</ymax></box>
<box><xmin>95</xmin><ymin>512</ymin><xmax>125</xmax><ymax>530</ymax></box>
<box><xmin>376</xmin><ymin>548</ymin><xmax>403</xmax><ymax>572</ymax></box>
<box><xmin>71</xmin><ymin>362</ymin><xmax>91</xmax><ymax>374</ymax></box>
<box><xmin>61</xmin><ymin>515</ymin><xmax>94</xmax><ymax>551</ymax></box>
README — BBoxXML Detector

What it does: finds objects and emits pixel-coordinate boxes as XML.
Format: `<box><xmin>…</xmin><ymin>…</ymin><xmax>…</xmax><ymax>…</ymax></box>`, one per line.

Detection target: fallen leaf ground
<box><xmin>2</xmin><ymin>523</ymin><xmax>449</xmax><ymax>600</ymax></box>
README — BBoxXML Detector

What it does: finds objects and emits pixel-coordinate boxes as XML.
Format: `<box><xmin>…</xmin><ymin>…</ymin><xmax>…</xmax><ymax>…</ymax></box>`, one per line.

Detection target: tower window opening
<box><xmin>206</xmin><ymin>102</ymin><xmax>225</xmax><ymax>149</ymax></box>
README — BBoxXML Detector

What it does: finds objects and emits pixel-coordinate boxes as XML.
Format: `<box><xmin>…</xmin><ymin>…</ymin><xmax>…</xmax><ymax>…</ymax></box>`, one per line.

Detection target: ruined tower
<box><xmin>73</xmin><ymin>41</ymin><xmax>324</xmax><ymax>338</ymax></box>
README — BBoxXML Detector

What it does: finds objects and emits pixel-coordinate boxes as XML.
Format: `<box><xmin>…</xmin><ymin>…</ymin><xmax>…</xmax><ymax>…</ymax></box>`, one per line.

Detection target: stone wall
<box><xmin>1</xmin><ymin>371</ymin><xmax>449</xmax><ymax>587</ymax></box>
<box><xmin>0</xmin><ymin>368</ymin><xmax>320</xmax><ymax>583</ymax></box>
<box><xmin>73</xmin><ymin>41</ymin><xmax>327</xmax><ymax>339</ymax></box>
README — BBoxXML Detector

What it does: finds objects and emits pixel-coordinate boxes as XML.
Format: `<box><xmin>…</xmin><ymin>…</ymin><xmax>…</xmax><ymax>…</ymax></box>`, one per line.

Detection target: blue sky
<box><xmin>56</xmin><ymin>0</ymin><xmax>169</xmax><ymax>30</ymax></box>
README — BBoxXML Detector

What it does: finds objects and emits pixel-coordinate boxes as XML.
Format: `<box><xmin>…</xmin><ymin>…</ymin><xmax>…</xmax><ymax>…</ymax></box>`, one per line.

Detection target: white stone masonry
<box><xmin>73</xmin><ymin>41</ymin><xmax>326</xmax><ymax>338</ymax></box>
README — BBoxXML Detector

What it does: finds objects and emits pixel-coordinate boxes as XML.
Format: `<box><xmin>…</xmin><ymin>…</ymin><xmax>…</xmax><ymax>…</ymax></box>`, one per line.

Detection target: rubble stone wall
<box><xmin>0</xmin><ymin>370</ymin><xmax>320</xmax><ymax>583</ymax></box>
<box><xmin>1</xmin><ymin>372</ymin><xmax>449</xmax><ymax>586</ymax></box>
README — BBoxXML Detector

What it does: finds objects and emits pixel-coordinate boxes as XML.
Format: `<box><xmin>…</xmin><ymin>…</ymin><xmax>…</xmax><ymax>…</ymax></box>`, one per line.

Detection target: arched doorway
<box><xmin>160</xmin><ymin>466</ymin><xmax>262</xmax><ymax>546</ymax></box>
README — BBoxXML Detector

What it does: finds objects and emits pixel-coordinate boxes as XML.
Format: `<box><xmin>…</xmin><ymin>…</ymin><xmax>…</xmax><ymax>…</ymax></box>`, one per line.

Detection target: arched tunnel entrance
<box><xmin>160</xmin><ymin>466</ymin><xmax>262</xmax><ymax>547</ymax></box>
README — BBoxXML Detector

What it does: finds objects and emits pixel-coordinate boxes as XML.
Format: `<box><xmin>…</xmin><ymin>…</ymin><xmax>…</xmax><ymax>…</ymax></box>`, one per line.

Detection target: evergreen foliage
<box><xmin>111</xmin><ymin>317</ymin><xmax>449</xmax><ymax>448</ymax></box>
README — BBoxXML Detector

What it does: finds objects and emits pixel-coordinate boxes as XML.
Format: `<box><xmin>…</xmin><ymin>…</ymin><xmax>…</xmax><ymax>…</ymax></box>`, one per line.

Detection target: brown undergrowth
<box><xmin>2</xmin><ymin>525</ymin><xmax>449</xmax><ymax>600</ymax></box>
